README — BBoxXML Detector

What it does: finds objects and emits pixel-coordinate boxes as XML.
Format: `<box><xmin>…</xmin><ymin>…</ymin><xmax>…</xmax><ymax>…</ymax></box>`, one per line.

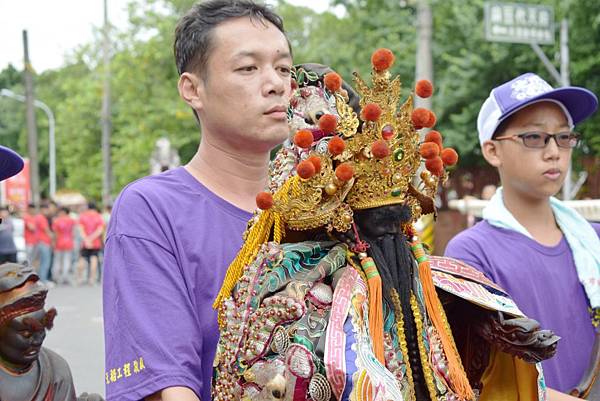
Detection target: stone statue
<box><xmin>149</xmin><ymin>137</ymin><xmax>180</xmax><ymax>175</ymax></box>
<box><xmin>0</xmin><ymin>262</ymin><xmax>104</xmax><ymax>401</ymax></box>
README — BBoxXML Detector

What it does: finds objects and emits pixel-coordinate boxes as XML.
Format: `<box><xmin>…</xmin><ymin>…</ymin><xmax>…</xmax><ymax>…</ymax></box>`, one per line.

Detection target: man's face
<box><xmin>491</xmin><ymin>101</ymin><xmax>572</xmax><ymax>200</ymax></box>
<box><xmin>195</xmin><ymin>17</ymin><xmax>293</xmax><ymax>153</ymax></box>
<box><xmin>0</xmin><ymin>309</ymin><xmax>47</xmax><ymax>370</ymax></box>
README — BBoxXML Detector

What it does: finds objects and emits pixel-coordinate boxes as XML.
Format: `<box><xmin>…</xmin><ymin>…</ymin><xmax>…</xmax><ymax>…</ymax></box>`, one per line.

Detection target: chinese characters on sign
<box><xmin>484</xmin><ymin>2</ymin><xmax>555</xmax><ymax>45</ymax></box>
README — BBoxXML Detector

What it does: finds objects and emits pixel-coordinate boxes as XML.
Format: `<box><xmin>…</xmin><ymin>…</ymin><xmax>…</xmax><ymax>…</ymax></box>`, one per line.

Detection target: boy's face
<box><xmin>483</xmin><ymin>101</ymin><xmax>572</xmax><ymax>200</ymax></box>
<box><xmin>183</xmin><ymin>17</ymin><xmax>293</xmax><ymax>153</ymax></box>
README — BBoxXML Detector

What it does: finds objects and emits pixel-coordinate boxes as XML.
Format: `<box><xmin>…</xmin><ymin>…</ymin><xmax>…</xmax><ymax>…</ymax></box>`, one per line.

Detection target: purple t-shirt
<box><xmin>445</xmin><ymin>220</ymin><xmax>599</xmax><ymax>393</ymax></box>
<box><xmin>103</xmin><ymin>167</ymin><xmax>251</xmax><ymax>400</ymax></box>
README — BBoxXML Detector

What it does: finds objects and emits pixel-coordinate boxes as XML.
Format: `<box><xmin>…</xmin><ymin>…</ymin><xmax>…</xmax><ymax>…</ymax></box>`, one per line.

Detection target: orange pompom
<box><xmin>297</xmin><ymin>160</ymin><xmax>316</xmax><ymax>179</ymax></box>
<box><xmin>425</xmin><ymin>157</ymin><xmax>444</xmax><ymax>177</ymax></box>
<box><xmin>256</xmin><ymin>192</ymin><xmax>274</xmax><ymax>210</ymax></box>
<box><xmin>419</xmin><ymin>142</ymin><xmax>440</xmax><ymax>159</ymax></box>
<box><xmin>424</xmin><ymin>110</ymin><xmax>437</xmax><ymax>128</ymax></box>
<box><xmin>324</xmin><ymin>72</ymin><xmax>342</xmax><ymax>92</ymax></box>
<box><xmin>328</xmin><ymin>136</ymin><xmax>346</xmax><ymax>156</ymax></box>
<box><xmin>441</xmin><ymin>148</ymin><xmax>459</xmax><ymax>166</ymax></box>
<box><xmin>425</xmin><ymin>130</ymin><xmax>443</xmax><ymax>151</ymax></box>
<box><xmin>294</xmin><ymin>129</ymin><xmax>314</xmax><ymax>149</ymax></box>
<box><xmin>411</xmin><ymin>108</ymin><xmax>430</xmax><ymax>128</ymax></box>
<box><xmin>335</xmin><ymin>163</ymin><xmax>354</xmax><ymax>182</ymax></box>
<box><xmin>307</xmin><ymin>155</ymin><xmax>322</xmax><ymax>173</ymax></box>
<box><xmin>361</xmin><ymin>103</ymin><xmax>382</xmax><ymax>122</ymax></box>
<box><xmin>319</xmin><ymin>114</ymin><xmax>338</xmax><ymax>134</ymax></box>
<box><xmin>415</xmin><ymin>79</ymin><xmax>434</xmax><ymax>98</ymax></box>
<box><xmin>371</xmin><ymin>140</ymin><xmax>391</xmax><ymax>159</ymax></box>
<box><xmin>371</xmin><ymin>48</ymin><xmax>395</xmax><ymax>72</ymax></box>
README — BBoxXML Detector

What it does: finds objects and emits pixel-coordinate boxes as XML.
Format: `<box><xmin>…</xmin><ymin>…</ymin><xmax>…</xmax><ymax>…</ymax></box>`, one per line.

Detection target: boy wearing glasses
<box><xmin>445</xmin><ymin>73</ymin><xmax>599</xmax><ymax>397</ymax></box>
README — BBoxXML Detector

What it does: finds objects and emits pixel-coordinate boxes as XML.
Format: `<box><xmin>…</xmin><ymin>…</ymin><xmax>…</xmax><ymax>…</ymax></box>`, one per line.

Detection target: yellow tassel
<box><xmin>361</xmin><ymin>256</ymin><xmax>385</xmax><ymax>364</ymax></box>
<box><xmin>212</xmin><ymin>176</ymin><xmax>298</xmax><ymax>320</ymax></box>
<box><xmin>410</xmin><ymin>237</ymin><xmax>474</xmax><ymax>400</ymax></box>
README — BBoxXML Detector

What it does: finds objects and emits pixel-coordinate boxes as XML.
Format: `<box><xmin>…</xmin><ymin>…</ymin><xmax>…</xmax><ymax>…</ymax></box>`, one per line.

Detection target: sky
<box><xmin>0</xmin><ymin>0</ymin><xmax>339</xmax><ymax>73</ymax></box>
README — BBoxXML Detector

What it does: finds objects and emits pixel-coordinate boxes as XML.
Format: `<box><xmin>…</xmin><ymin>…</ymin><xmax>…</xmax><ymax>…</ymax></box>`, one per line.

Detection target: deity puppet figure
<box><xmin>0</xmin><ymin>262</ymin><xmax>103</xmax><ymax>401</ymax></box>
<box><xmin>212</xmin><ymin>50</ymin><xmax>558</xmax><ymax>401</ymax></box>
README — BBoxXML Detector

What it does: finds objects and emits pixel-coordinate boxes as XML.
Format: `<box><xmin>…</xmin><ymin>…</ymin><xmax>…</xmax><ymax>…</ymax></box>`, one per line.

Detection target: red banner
<box><xmin>2</xmin><ymin>158</ymin><xmax>30</xmax><ymax>210</ymax></box>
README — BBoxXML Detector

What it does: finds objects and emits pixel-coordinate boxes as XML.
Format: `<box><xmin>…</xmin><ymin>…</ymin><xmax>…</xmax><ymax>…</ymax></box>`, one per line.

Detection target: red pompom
<box><xmin>425</xmin><ymin>157</ymin><xmax>444</xmax><ymax>177</ymax></box>
<box><xmin>415</xmin><ymin>80</ymin><xmax>433</xmax><ymax>98</ymax></box>
<box><xmin>424</xmin><ymin>110</ymin><xmax>437</xmax><ymax>128</ymax></box>
<box><xmin>361</xmin><ymin>103</ymin><xmax>382</xmax><ymax>122</ymax></box>
<box><xmin>411</xmin><ymin>108</ymin><xmax>430</xmax><ymax>128</ymax></box>
<box><xmin>335</xmin><ymin>163</ymin><xmax>354</xmax><ymax>182</ymax></box>
<box><xmin>419</xmin><ymin>142</ymin><xmax>440</xmax><ymax>159</ymax></box>
<box><xmin>319</xmin><ymin>114</ymin><xmax>338</xmax><ymax>134</ymax></box>
<box><xmin>328</xmin><ymin>136</ymin><xmax>346</xmax><ymax>156</ymax></box>
<box><xmin>256</xmin><ymin>192</ymin><xmax>274</xmax><ymax>210</ymax></box>
<box><xmin>441</xmin><ymin>148</ymin><xmax>459</xmax><ymax>166</ymax></box>
<box><xmin>294</xmin><ymin>129</ymin><xmax>314</xmax><ymax>149</ymax></box>
<box><xmin>371</xmin><ymin>140</ymin><xmax>391</xmax><ymax>159</ymax></box>
<box><xmin>324</xmin><ymin>72</ymin><xmax>342</xmax><ymax>92</ymax></box>
<box><xmin>425</xmin><ymin>130</ymin><xmax>443</xmax><ymax>151</ymax></box>
<box><xmin>291</xmin><ymin>80</ymin><xmax>298</xmax><ymax>91</ymax></box>
<box><xmin>307</xmin><ymin>155</ymin><xmax>322</xmax><ymax>173</ymax></box>
<box><xmin>297</xmin><ymin>160</ymin><xmax>316</xmax><ymax>179</ymax></box>
<box><xmin>371</xmin><ymin>48</ymin><xmax>395</xmax><ymax>72</ymax></box>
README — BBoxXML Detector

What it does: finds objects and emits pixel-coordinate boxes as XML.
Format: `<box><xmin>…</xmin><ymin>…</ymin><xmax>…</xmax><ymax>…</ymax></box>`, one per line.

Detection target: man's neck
<box><xmin>502</xmin><ymin>186</ymin><xmax>562</xmax><ymax>246</ymax></box>
<box><xmin>185</xmin><ymin>138</ymin><xmax>271</xmax><ymax>213</ymax></box>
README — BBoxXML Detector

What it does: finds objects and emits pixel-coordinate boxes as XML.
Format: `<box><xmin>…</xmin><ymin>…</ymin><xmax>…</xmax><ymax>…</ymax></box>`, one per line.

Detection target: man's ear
<box><xmin>177</xmin><ymin>72</ymin><xmax>204</xmax><ymax>111</ymax></box>
<box><xmin>481</xmin><ymin>140</ymin><xmax>502</xmax><ymax>168</ymax></box>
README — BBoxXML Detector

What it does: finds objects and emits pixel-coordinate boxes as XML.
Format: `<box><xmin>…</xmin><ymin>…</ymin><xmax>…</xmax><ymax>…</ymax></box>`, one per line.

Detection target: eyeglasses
<box><xmin>494</xmin><ymin>131</ymin><xmax>580</xmax><ymax>149</ymax></box>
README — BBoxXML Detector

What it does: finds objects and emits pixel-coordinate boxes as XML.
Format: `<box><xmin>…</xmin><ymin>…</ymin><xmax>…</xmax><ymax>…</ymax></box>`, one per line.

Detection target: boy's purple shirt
<box><xmin>102</xmin><ymin>167</ymin><xmax>251</xmax><ymax>401</ymax></box>
<box><xmin>445</xmin><ymin>220</ymin><xmax>600</xmax><ymax>393</ymax></box>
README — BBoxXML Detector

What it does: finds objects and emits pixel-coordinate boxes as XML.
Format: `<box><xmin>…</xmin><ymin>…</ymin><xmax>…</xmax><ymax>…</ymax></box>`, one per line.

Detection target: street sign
<box><xmin>484</xmin><ymin>2</ymin><xmax>554</xmax><ymax>45</ymax></box>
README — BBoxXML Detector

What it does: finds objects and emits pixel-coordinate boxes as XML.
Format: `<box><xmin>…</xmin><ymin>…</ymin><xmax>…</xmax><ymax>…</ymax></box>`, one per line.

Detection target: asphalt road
<box><xmin>45</xmin><ymin>284</ymin><xmax>105</xmax><ymax>397</ymax></box>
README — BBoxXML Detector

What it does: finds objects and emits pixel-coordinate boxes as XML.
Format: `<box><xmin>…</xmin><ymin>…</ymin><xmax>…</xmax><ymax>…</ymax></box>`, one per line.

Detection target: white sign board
<box><xmin>484</xmin><ymin>2</ymin><xmax>555</xmax><ymax>45</ymax></box>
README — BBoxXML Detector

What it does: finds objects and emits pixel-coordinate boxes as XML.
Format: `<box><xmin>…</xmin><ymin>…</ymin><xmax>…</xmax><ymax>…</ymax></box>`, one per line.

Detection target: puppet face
<box><xmin>0</xmin><ymin>309</ymin><xmax>47</xmax><ymax>370</ymax></box>
<box><xmin>288</xmin><ymin>85</ymin><xmax>338</xmax><ymax>140</ymax></box>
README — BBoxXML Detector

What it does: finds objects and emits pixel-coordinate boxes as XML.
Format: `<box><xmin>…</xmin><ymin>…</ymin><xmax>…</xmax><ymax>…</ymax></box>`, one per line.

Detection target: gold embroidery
<box><xmin>410</xmin><ymin>294</ymin><xmax>438</xmax><ymax>401</ymax></box>
<box><xmin>390</xmin><ymin>289</ymin><xmax>416</xmax><ymax>401</ymax></box>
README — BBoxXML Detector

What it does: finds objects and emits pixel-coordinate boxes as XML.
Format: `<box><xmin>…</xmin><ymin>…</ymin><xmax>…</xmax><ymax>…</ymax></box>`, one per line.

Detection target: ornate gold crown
<box><xmin>263</xmin><ymin>49</ymin><xmax>457</xmax><ymax>231</ymax></box>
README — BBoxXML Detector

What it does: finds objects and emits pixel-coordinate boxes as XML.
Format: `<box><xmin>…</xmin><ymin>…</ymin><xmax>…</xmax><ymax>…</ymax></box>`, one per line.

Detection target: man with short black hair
<box><xmin>102</xmin><ymin>1</ymin><xmax>293</xmax><ymax>400</ymax></box>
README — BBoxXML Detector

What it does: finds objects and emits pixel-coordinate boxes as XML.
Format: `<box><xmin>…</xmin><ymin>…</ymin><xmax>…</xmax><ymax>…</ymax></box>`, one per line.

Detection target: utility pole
<box><xmin>22</xmin><ymin>30</ymin><xmax>40</xmax><ymax>207</ymax></box>
<box><xmin>101</xmin><ymin>0</ymin><xmax>113</xmax><ymax>206</ymax></box>
<box><xmin>560</xmin><ymin>19</ymin><xmax>571</xmax><ymax>200</ymax></box>
<box><xmin>415</xmin><ymin>0</ymin><xmax>435</xmax><ymax>250</ymax></box>
<box><xmin>415</xmin><ymin>0</ymin><xmax>433</xmax><ymax>118</ymax></box>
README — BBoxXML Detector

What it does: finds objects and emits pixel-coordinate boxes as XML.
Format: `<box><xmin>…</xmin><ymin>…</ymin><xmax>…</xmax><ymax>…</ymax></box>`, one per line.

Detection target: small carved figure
<box><xmin>0</xmin><ymin>262</ymin><xmax>103</xmax><ymax>401</ymax></box>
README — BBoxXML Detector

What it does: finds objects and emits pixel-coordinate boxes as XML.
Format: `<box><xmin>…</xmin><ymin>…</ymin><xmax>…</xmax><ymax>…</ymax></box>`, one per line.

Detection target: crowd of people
<box><xmin>0</xmin><ymin>200</ymin><xmax>109</xmax><ymax>286</ymax></box>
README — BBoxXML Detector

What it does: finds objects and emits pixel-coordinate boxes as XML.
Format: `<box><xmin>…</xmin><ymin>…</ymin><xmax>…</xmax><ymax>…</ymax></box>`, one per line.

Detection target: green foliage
<box><xmin>0</xmin><ymin>0</ymin><xmax>598</xmax><ymax>201</ymax></box>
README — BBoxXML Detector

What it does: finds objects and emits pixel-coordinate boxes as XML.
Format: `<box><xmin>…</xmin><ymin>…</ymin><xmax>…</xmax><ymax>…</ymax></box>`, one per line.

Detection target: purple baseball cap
<box><xmin>0</xmin><ymin>145</ymin><xmax>24</xmax><ymax>181</ymax></box>
<box><xmin>477</xmin><ymin>72</ymin><xmax>598</xmax><ymax>144</ymax></box>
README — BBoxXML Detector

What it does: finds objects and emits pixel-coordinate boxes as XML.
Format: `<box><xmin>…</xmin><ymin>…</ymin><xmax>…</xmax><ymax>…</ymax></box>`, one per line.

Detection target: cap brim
<box><xmin>500</xmin><ymin>86</ymin><xmax>598</xmax><ymax>126</ymax></box>
<box><xmin>0</xmin><ymin>146</ymin><xmax>24</xmax><ymax>181</ymax></box>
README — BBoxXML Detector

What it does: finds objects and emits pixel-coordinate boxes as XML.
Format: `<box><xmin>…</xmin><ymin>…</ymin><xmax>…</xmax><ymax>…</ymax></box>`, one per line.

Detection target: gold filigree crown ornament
<box><xmin>213</xmin><ymin>49</ymin><xmax>459</xmax><ymax>311</ymax></box>
<box><xmin>337</xmin><ymin>48</ymin><xmax>459</xmax><ymax>219</ymax></box>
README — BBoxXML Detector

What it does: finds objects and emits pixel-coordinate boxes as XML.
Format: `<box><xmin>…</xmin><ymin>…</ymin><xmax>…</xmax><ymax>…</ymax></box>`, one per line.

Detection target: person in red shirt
<box><xmin>35</xmin><ymin>203</ymin><xmax>53</xmax><ymax>283</ymax></box>
<box><xmin>22</xmin><ymin>203</ymin><xmax>38</xmax><ymax>264</ymax></box>
<box><xmin>52</xmin><ymin>207</ymin><xmax>76</xmax><ymax>285</ymax></box>
<box><xmin>78</xmin><ymin>202</ymin><xmax>105</xmax><ymax>285</ymax></box>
